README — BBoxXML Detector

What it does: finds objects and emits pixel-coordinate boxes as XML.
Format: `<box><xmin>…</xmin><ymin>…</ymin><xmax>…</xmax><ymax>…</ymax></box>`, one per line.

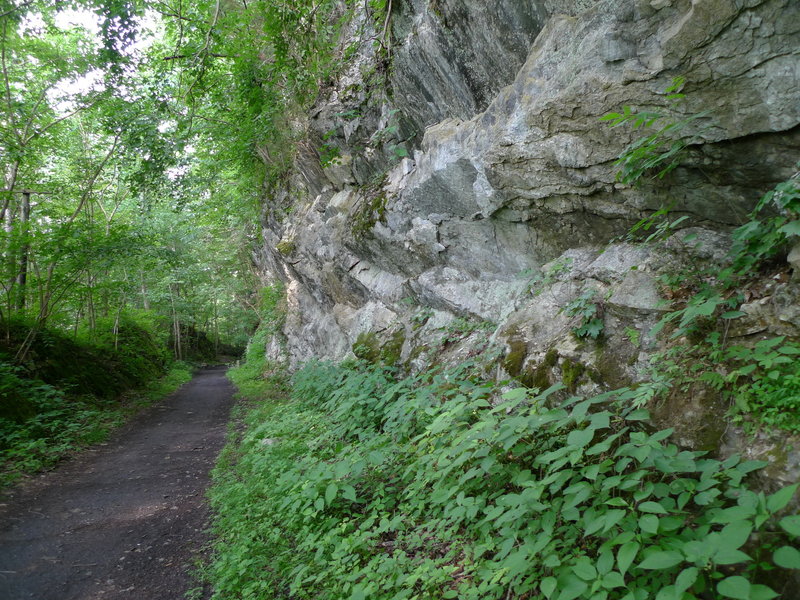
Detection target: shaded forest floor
<box><xmin>0</xmin><ymin>366</ymin><xmax>235</xmax><ymax>600</ymax></box>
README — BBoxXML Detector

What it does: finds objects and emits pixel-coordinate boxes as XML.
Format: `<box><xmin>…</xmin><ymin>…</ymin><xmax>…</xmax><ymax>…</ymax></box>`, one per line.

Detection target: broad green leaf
<box><xmin>573</xmin><ymin>557</ymin><xmax>597</xmax><ymax>581</ymax></box>
<box><xmin>639</xmin><ymin>514</ymin><xmax>659</xmax><ymax>534</ymax></box>
<box><xmin>749</xmin><ymin>585</ymin><xmax>779</xmax><ymax>600</ymax></box>
<box><xmin>341</xmin><ymin>484</ymin><xmax>357</xmax><ymax>501</ymax></box>
<box><xmin>649</xmin><ymin>428</ymin><xmax>674</xmax><ymax>442</ymax></box>
<box><xmin>712</xmin><ymin>506</ymin><xmax>756</xmax><ymax>523</ymax></box>
<box><xmin>557</xmin><ymin>578</ymin><xmax>588</xmax><ymax>600</ymax></box>
<box><xmin>601</xmin><ymin>571</ymin><xmax>625</xmax><ymax>589</ymax></box>
<box><xmin>766</xmin><ymin>483</ymin><xmax>798</xmax><ymax>513</ymax></box>
<box><xmin>602</xmin><ymin>509</ymin><xmax>626</xmax><ymax>533</ymax></box>
<box><xmin>638</xmin><ymin>501</ymin><xmax>667</xmax><ymax>514</ymax></box>
<box><xmin>779</xmin><ymin>515</ymin><xmax>800</xmax><ymax>537</ymax></box>
<box><xmin>736</xmin><ymin>460</ymin><xmax>768</xmax><ymax>474</ymax></box>
<box><xmin>567</xmin><ymin>427</ymin><xmax>595</xmax><ymax>448</ymax></box>
<box><xmin>719</xmin><ymin>520</ymin><xmax>753</xmax><ymax>549</ymax></box>
<box><xmin>606</xmin><ymin>498</ymin><xmax>628</xmax><ymax>507</ymax></box>
<box><xmin>713</xmin><ymin>547</ymin><xmax>752</xmax><ymax>565</ymax></box>
<box><xmin>597</xmin><ymin>550</ymin><xmax>614</xmax><ymax>575</ymax></box>
<box><xmin>675</xmin><ymin>567</ymin><xmax>698</xmax><ymax>594</ymax></box>
<box><xmin>617</xmin><ymin>542</ymin><xmax>639</xmax><ymax>575</ymax></box>
<box><xmin>625</xmin><ymin>409</ymin><xmax>650</xmax><ymax>421</ymax></box>
<box><xmin>717</xmin><ymin>576</ymin><xmax>750</xmax><ymax>599</ymax></box>
<box><xmin>367</xmin><ymin>450</ymin><xmax>385</xmax><ymax>464</ymax></box>
<box><xmin>779</xmin><ymin>220</ymin><xmax>800</xmax><ymax>236</ymax></box>
<box><xmin>540</xmin><ymin>577</ymin><xmax>557</xmax><ymax>599</ymax></box>
<box><xmin>655</xmin><ymin>586</ymin><xmax>678</xmax><ymax>600</ymax></box>
<box><xmin>773</xmin><ymin>545</ymin><xmax>800</xmax><ymax>569</ymax></box>
<box><xmin>325</xmin><ymin>483</ymin><xmax>338</xmax><ymax>505</ymax></box>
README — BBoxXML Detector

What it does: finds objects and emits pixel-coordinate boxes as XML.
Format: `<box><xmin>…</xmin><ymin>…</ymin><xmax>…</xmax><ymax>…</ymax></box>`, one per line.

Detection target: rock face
<box><xmin>256</xmin><ymin>0</ymin><xmax>799</xmax><ymax>469</ymax></box>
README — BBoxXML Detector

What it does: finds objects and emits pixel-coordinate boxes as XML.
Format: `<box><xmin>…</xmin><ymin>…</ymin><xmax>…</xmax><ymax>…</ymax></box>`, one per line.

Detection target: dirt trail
<box><xmin>0</xmin><ymin>366</ymin><xmax>236</xmax><ymax>600</ymax></box>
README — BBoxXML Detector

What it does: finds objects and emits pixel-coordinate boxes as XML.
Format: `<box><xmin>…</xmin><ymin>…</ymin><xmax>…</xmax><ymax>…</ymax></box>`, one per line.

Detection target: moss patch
<box><xmin>351</xmin><ymin>192</ymin><xmax>388</xmax><ymax>241</ymax></box>
<box><xmin>276</xmin><ymin>240</ymin><xmax>296</xmax><ymax>256</ymax></box>
<box><xmin>561</xmin><ymin>358</ymin><xmax>586</xmax><ymax>393</ymax></box>
<box><xmin>502</xmin><ymin>339</ymin><xmax>528</xmax><ymax>377</ymax></box>
<box><xmin>380</xmin><ymin>330</ymin><xmax>406</xmax><ymax>365</ymax></box>
<box><xmin>519</xmin><ymin>348</ymin><xmax>558</xmax><ymax>390</ymax></box>
<box><xmin>353</xmin><ymin>329</ymin><xmax>407</xmax><ymax>366</ymax></box>
<box><xmin>353</xmin><ymin>332</ymin><xmax>381</xmax><ymax>363</ymax></box>
<box><xmin>593</xmin><ymin>342</ymin><xmax>632</xmax><ymax>389</ymax></box>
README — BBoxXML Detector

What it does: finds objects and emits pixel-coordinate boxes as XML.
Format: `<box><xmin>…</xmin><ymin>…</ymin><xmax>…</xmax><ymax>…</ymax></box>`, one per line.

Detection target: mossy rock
<box><xmin>351</xmin><ymin>192</ymin><xmax>389</xmax><ymax>241</ymax></box>
<box><xmin>593</xmin><ymin>339</ymin><xmax>633</xmax><ymax>389</ymax></box>
<box><xmin>403</xmin><ymin>343</ymin><xmax>428</xmax><ymax>368</ymax></box>
<box><xmin>353</xmin><ymin>332</ymin><xmax>381</xmax><ymax>363</ymax></box>
<box><xmin>276</xmin><ymin>240</ymin><xmax>296</xmax><ymax>256</ymax></box>
<box><xmin>502</xmin><ymin>338</ymin><xmax>528</xmax><ymax>377</ymax></box>
<box><xmin>561</xmin><ymin>358</ymin><xmax>586</xmax><ymax>393</ymax></box>
<box><xmin>380</xmin><ymin>330</ymin><xmax>406</xmax><ymax>365</ymax></box>
<box><xmin>518</xmin><ymin>348</ymin><xmax>558</xmax><ymax>390</ymax></box>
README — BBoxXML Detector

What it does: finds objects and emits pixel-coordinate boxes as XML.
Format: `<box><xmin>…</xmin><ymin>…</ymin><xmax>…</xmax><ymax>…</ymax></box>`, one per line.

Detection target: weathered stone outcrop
<box><xmin>256</xmin><ymin>0</ymin><xmax>800</xmax><ymax>478</ymax></box>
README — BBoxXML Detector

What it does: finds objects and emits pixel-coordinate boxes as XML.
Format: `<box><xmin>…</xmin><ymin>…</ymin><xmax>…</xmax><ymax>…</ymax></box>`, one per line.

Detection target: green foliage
<box><xmin>724</xmin><ymin>172</ymin><xmax>800</xmax><ymax>280</ymax></box>
<box><xmin>634</xmin><ymin>171</ymin><xmax>800</xmax><ymax>433</ymax></box>
<box><xmin>601</xmin><ymin>78</ymin><xmax>709</xmax><ymax>185</ymax></box>
<box><xmin>440</xmin><ymin>317</ymin><xmax>496</xmax><ymax>345</ymax></box>
<box><xmin>227</xmin><ymin>326</ymin><xmax>271</xmax><ymax>401</ymax></box>
<box><xmin>227</xmin><ymin>283</ymin><xmax>286</xmax><ymax>399</ymax></box>
<box><xmin>523</xmin><ymin>256</ymin><xmax>573</xmax><ymax>296</ymax></box>
<box><xmin>207</xmin><ymin>360</ymin><xmax>800</xmax><ymax>600</ymax></box>
<box><xmin>564</xmin><ymin>290</ymin><xmax>604</xmax><ymax>340</ymax></box>
<box><xmin>258</xmin><ymin>283</ymin><xmax>286</xmax><ymax>333</ymax></box>
<box><xmin>0</xmin><ymin>359</ymin><xmax>191</xmax><ymax>487</ymax></box>
<box><xmin>1</xmin><ymin>316</ymin><xmax>167</xmax><ymax>397</ymax></box>
<box><xmin>621</xmin><ymin>207</ymin><xmax>691</xmax><ymax>244</ymax></box>
<box><xmin>352</xmin><ymin>192</ymin><xmax>389</xmax><ymax>240</ymax></box>
<box><xmin>659</xmin><ymin>333</ymin><xmax>800</xmax><ymax>434</ymax></box>
<box><xmin>605</xmin><ymin>87</ymin><xmax>799</xmax><ymax>434</ymax></box>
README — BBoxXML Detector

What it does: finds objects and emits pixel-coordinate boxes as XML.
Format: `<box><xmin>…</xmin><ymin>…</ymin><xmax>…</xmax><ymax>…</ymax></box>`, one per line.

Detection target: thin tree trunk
<box><xmin>170</xmin><ymin>286</ymin><xmax>182</xmax><ymax>360</ymax></box>
<box><xmin>213</xmin><ymin>296</ymin><xmax>219</xmax><ymax>353</ymax></box>
<box><xmin>14</xmin><ymin>191</ymin><xmax>30</xmax><ymax>311</ymax></box>
<box><xmin>87</xmin><ymin>273</ymin><xmax>96</xmax><ymax>332</ymax></box>
<box><xmin>140</xmin><ymin>271</ymin><xmax>150</xmax><ymax>310</ymax></box>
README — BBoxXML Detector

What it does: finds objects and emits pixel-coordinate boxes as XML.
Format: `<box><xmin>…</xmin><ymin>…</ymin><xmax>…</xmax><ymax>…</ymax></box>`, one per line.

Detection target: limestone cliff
<box><xmin>254</xmin><ymin>0</ymin><xmax>800</xmax><ymax>481</ymax></box>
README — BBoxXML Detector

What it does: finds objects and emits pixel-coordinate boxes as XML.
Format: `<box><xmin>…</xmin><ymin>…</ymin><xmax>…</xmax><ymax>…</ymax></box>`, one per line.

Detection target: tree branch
<box><xmin>0</xmin><ymin>1</ymin><xmax>35</xmax><ymax>22</ymax></box>
<box><xmin>163</xmin><ymin>52</ymin><xmax>230</xmax><ymax>61</ymax></box>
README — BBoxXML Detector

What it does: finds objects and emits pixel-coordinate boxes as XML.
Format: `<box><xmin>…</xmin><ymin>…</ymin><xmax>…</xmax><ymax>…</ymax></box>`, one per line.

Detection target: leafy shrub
<box><xmin>0</xmin><ymin>360</ymin><xmax>192</xmax><ymax>487</ymax></box>
<box><xmin>207</xmin><ymin>360</ymin><xmax>800</xmax><ymax>599</ymax></box>
<box><xmin>563</xmin><ymin>290</ymin><xmax>605</xmax><ymax>340</ymax></box>
<box><xmin>2</xmin><ymin>314</ymin><xmax>168</xmax><ymax>397</ymax></box>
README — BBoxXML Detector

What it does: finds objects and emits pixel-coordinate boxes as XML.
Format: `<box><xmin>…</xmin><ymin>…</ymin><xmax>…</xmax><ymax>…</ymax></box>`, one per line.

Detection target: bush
<box><xmin>207</xmin><ymin>360</ymin><xmax>800</xmax><ymax>600</ymax></box>
<box><xmin>0</xmin><ymin>316</ymin><xmax>192</xmax><ymax>486</ymax></box>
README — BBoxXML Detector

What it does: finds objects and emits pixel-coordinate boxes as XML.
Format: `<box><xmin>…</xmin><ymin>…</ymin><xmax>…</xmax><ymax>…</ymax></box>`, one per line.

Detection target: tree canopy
<box><xmin>0</xmin><ymin>0</ymin><xmax>344</xmax><ymax>355</ymax></box>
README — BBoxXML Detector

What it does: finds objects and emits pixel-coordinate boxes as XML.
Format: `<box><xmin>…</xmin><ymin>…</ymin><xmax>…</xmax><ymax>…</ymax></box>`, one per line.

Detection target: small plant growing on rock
<box><xmin>564</xmin><ymin>290</ymin><xmax>604</xmax><ymax>340</ymax></box>
<box><xmin>601</xmin><ymin>77</ymin><xmax>710</xmax><ymax>185</ymax></box>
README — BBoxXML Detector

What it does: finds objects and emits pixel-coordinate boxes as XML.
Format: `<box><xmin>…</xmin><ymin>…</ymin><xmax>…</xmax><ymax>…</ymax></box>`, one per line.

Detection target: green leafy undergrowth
<box><xmin>226</xmin><ymin>283</ymin><xmax>286</xmax><ymax>400</ymax></box>
<box><xmin>207</xmin><ymin>360</ymin><xmax>800</xmax><ymax>600</ymax></box>
<box><xmin>643</xmin><ymin>171</ymin><xmax>800</xmax><ymax>433</ymax></box>
<box><xmin>564</xmin><ymin>290</ymin><xmax>605</xmax><ymax>340</ymax></box>
<box><xmin>0</xmin><ymin>361</ymin><xmax>192</xmax><ymax>487</ymax></box>
<box><xmin>1</xmin><ymin>314</ymin><xmax>169</xmax><ymax>398</ymax></box>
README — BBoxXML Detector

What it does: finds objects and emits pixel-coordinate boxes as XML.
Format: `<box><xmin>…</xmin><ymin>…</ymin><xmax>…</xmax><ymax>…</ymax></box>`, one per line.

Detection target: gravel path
<box><xmin>0</xmin><ymin>366</ymin><xmax>235</xmax><ymax>600</ymax></box>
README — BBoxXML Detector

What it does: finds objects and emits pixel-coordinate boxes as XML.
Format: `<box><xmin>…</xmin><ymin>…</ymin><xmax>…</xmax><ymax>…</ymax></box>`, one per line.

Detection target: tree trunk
<box><xmin>213</xmin><ymin>296</ymin><xmax>219</xmax><ymax>353</ymax></box>
<box><xmin>140</xmin><ymin>270</ymin><xmax>150</xmax><ymax>310</ymax></box>
<box><xmin>14</xmin><ymin>191</ymin><xmax>30</xmax><ymax>311</ymax></box>
<box><xmin>170</xmin><ymin>286</ymin><xmax>182</xmax><ymax>360</ymax></box>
